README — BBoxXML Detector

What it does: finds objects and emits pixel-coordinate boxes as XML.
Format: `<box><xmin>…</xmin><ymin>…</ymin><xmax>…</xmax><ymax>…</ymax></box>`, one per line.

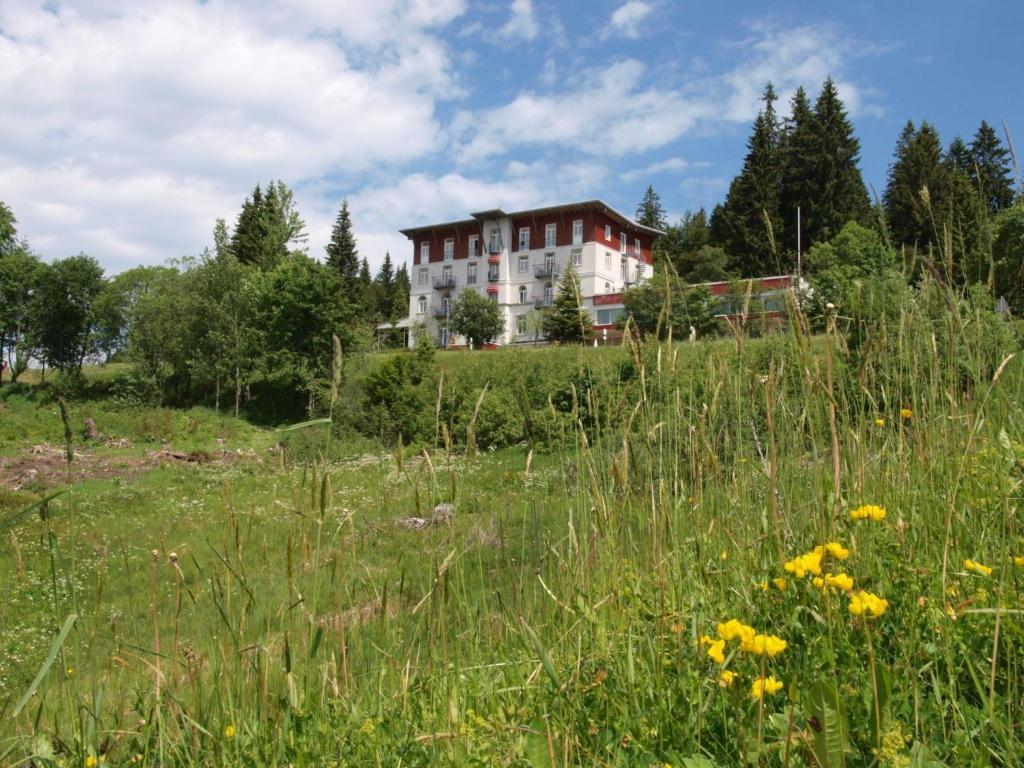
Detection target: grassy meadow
<box><xmin>1</xmin><ymin>288</ymin><xmax>1023</xmax><ymax>767</ymax></box>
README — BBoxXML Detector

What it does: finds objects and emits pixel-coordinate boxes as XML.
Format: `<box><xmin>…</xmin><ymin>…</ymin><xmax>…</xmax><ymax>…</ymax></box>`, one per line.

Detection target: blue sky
<box><xmin>1</xmin><ymin>0</ymin><xmax>1021</xmax><ymax>274</ymax></box>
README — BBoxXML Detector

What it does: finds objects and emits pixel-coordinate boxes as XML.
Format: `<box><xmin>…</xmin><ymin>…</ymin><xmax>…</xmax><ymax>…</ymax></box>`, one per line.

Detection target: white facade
<box><xmin>401</xmin><ymin>201</ymin><xmax>661</xmax><ymax>347</ymax></box>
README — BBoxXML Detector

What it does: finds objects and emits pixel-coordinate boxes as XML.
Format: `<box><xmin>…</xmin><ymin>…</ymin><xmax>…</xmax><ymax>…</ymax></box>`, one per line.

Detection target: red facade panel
<box><xmin>412</xmin><ymin>222</ymin><xmax>482</xmax><ymax>264</ymax></box>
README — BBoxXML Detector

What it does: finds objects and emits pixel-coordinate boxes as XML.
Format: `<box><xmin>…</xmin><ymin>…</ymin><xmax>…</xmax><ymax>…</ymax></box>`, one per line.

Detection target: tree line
<box><xmin>634</xmin><ymin>77</ymin><xmax>1021</xmax><ymax>315</ymax></box>
<box><xmin>0</xmin><ymin>190</ymin><xmax>409</xmax><ymax>416</ymax></box>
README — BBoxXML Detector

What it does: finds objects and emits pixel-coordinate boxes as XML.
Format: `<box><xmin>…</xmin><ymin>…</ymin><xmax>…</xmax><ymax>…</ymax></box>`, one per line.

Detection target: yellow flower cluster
<box><xmin>964</xmin><ymin>559</ymin><xmax>992</xmax><ymax>576</ymax></box>
<box><xmin>717</xmin><ymin>670</ymin><xmax>736</xmax><ymax>687</ymax></box>
<box><xmin>1014</xmin><ymin>556</ymin><xmax>1024</xmax><ymax>567</ymax></box>
<box><xmin>751</xmin><ymin>675</ymin><xmax>784</xmax><ymax>700</ymax></box>
<box><xmin>224</xmin><ymin>724</ymin><xmax>236</xmax><ymax>740</ymax></box>
<box><xmin>825</xmin><ymin>542</ymin><xmax>850</xmax><ymax>559</ymax></box>
<box><xmin>784</xmin><ymin>548</ymin><xmax>823</xmax><ymax>578</ymax></box>
<box><xmin>900</xmin><ymin>408</ymin><xmax>913</xmax><ymax>420</ymax></box>
<box><xmin>813</xmin><ymin>572</ymin><xmax>855</xmax><ymax>593</ymax></box>
<box><xmin>740</xmin><ymin>633</ymin><xmax>788</xmax><ymax>657</ymax></box>
<box><xmin>716</xmin><ymin>619</ymin><xmax>755</xmax><ymax>644</ymax></box>
<box><xmin>848</xmin><ymin>591</ymin><xmax>889</xmax><ymax>618</ymax></box>
<box><xmin>706</xmin><ymin>639</ymin><xmax>726</xmax><ymax>664</ymax></box>
<box><xmin>851</xmin><ymin>504</ymin><xmax>887</xmax><ymax>521</ymax></box>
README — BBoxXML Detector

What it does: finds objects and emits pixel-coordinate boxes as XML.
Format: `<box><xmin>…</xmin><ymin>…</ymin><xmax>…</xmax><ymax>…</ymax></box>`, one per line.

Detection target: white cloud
<box><xmin>498</xmin><ymin>0</ymin><xmax>538</xmax><ymax>42</ymax></box>
<box><xmin>0</xmin><ymin>0</ymin><xmax>465</xmax><ymax>268</ymax></box>
<box><xmin>607</xmin><ymin>1</ymin><xmax>654</xmax><ymax>39</ymax></box>
<box><xmin>621</xmin><ymin>157</ymin><xmax>690</xmax><ymax>182</ymax></box>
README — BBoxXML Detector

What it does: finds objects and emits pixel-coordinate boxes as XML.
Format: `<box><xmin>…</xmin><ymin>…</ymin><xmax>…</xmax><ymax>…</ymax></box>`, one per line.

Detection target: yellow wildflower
<box><xmin>224</xmin><ymin>724</ymin><xmax>236</xmax><ymax>740</ymax></box>
<box><xmin>85</xmin><ymin>758</ymin><xmax>97</xmax><ymax>768</ymax></box>
<box><xmin>718</xmin><ymin>670</ymin><xmax>736</xmax><ymax>687</ymax></box>
<box><xmin>874</xmin><ymin>418</ymin><xmax>885</xmax><ymax>427</ymax></box>
<box><xmin>758</xmin><ymin>580</ymin><xmax>769</xmax><ymax>592</ymax></box>
<box><xmin>706</xmin><ymin>639</ymin><xmax>726</xmax><ymax>665</ymax></box>
<box><xmin>900</xmin><ymin>408</ymin><xmax>913</xmax><ymax>420</ymax></box>
<box><xmin>772</xmin><ymin>577</ymin><xmax>787</xmax><ymax>591</ymax></box>
<box><xmin>850</xmin><ymin>504</ymin><xmax>887</xmax><ymax>521</ymax></box>
<box><xmin>784</xmin><ymin>549</ymin><xmax>824</xmax><ymax>578</ymax></box>
<box><xmin>751</xmin><ymin>675</ymin><xmax>784</xmax><ymax>700</ymax></box>
<box><xmin>964</xmin><ymin>559</ymin><xmax>993</xmax><ymax>576</ymax></box>
<box><xmin>848</xmin><ymin>590</ymin><xmax>888</xmax><ymax>618</ymax></box>
<box><xmin>825</xmin><ymin>573</ymin><xmax>855</xmax><ymax>592</ymax></box>
<box><xmin>825</xmin><ymin>542</ymin><xmax>850</xmax><ymax>560</ymax></box>
<box><xmin>1013</xmin><ymin>556</ymin><xmax>1024</xmax><ymax>567</ymax></box>
<box><xmin>699</xmin><ymin>634</ymin><xmax>715</xmax><ymax>646</ymax></box>
<box><xmin>716</xmin><ymin>619</ymin><xmax>755</xmax><ymax>644</ymax></box>
<box><xmin>740</xmin><ymin>633</ymin><xmax>788</xmax><ymax>657</ymax></box>
<box><xmin>66</xmin><ymin>667</ymin><xmax>74</xmax><ymax>677</ymax></box>
<box><xmin>812</xmin><ymin>576</ymin><xmax>825</xmax><ymax>589</ymax></box>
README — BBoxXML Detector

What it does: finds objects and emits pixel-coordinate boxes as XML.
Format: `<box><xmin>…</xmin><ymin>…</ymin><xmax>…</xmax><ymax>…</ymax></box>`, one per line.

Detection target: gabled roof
<box><xmin>400</xmin><ymin>199</ymin><xmax>666</xmax><ymax>239</ymax></box>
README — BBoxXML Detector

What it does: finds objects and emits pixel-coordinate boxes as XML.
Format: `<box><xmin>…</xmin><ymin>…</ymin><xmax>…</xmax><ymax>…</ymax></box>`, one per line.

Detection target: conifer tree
<box><xmin>229</xmin><ymin>185</ymin><xmax>266</xmax><ymax>266</ymax></box>
<box><xmin>945</xmin><ymin>137</ymin><xmax>972</xmax><ymax>176</ymax></box>
<box><xmin>883</xmin><ymin>121</ymin><xmax>952</xmax><ymax>249</ymax></box>
<box><xmin>213</xmin><ymin>218</ymin><xmax>231</xmax><ymax>261</ymax></box>
<box><xmin>808</xmin><ymin>77</ymin><xmax>870</xmax><ymax>243</ymax></box>
<box><xmin>325</xmin><ymin>201</ymin><xmax>360</xmax><ymax>283</ymax></box>
<box><xmin>710</xmin><ymin>83</ymin><xmax>783</xmax><ymax>276</ymax></box>
<box><xmin>392</xmin><ymin>262</ymin><xmax>411</xmax><ymax>321</ymax></box>
<box><xmin>358</xmin><ymin>257</ymin><xmax>373</xmax><ymax>312</ymax></box>
<box><xmin>542</xmin><ymin>265</ymin><xmax>592</xmax><ymax>344</ymax></box>
<box><xmin>374</xmin><ymin>251</ymin><xmax>396</xmax><ymax>319</ymax></box>
<box><xmin>635</xmin><ymin>186</ymin><xmax>667</xmax><ymax>229</ymax></box>
<box><xmin>779</xmin><ymin>86</ymin><xmax>816</xmax><ymax>254</ymax></box>
<box><xmin>969</xmin><ymin>121</ymin><xmax>1015</xmax><ymax>213</ymax></box>
<box><xmin>228</xmin><ymin>181</ymin><xmax>306</xmax><ymax>269</ymax></box>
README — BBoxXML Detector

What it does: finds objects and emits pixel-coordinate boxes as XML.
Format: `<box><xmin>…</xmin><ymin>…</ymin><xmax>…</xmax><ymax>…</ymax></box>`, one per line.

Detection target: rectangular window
<box><xmin>442</xmin><ymin>264</ymin><xmax>452</xmax><ymax>285</ymax></box>
<box><xmin>604</xmin><ymin>224</ymin><xmax>611</xmax><ymax>242</ymax></box>
<box><xmin>518</xmin><ymin>227</ymin><xmax>530</xmax><ymax>251</ymax></box>
<box><xmin>634</xmin><ymin>238</ymin><xmax>641</xmax><ymax>256</ymax></box>
<box><xmin>605</xmin><ymin>251</ymin><xmax>612</xmax><ymax>270</ymax></box>
<box><xmin>545</xmin><ymin>223</ymin><xmax>556</xmax><ymax>248</ymax></box>
<box><xmin>468</xmin><ymin>235</ymin><xmax>479</xmax><ymax>258</ymax></box>
<box><xmin>421</xmin><ymin>242</ymin><xmax>430</xmax><ymax>262</ymax></box>
<box><xmin>489</xmin><ymin>228</ymin><xmax>501</xmax><ymax>253</ymax></box>
<box><xmin>418</xmin><ymin>267</ymin><xmax>428</xmax><ymax>285</ymax></box>
<box><xmin>467</xmin><ymin>262</ymin><xmax>477</xmax><ymax>284</ymax></box>
<box><xmin>620</xmin><ymin>232</ymin><xmax>627</xmax><ymax>254</ymax></box>
<box><xmin>571</xmin><ymin>248</ymin><xmax>582</xmax><ymax>267</ymax></box>
<box><xmin>444</xmin><ymin>238</ymin><xmax>454</xmax><ymax>261</ymax></box>
<box><xmin>517</xmin><ymin>314</ymin><xmax>528</xmax><ymax>334</ymax></box>
<box><xmin>572</xmin><ymin>219</ymin><xmax>583</xmax><ymax>246</ymax></box>
<box><xmin>621</xmin><ymin>258</ymin><xmax>628</xmax><ymax>280</ymax></box>
<box><xmin>518</xmin><ymin>254</ymin><xmax>529</xmax><ymax>273</ymax></box>
<box><xmin>597</xmin><ymin>308</ymin><xmax>624</xmax><ymax>325</ymax></box>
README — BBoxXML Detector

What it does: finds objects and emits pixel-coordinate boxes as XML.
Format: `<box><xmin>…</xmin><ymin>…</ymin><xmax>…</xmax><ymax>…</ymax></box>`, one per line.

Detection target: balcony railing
<box><xmin>488</xmin><ymin>241</ymin><xmax>503</xmax><ymax>254</ymax></box>
<box><xmin>534</xmin><ymin>296</ymin><xmax>554</xmax><ymax>309</ymax></box>
<box><xmin>432</xmin><ymin>275</ymin><xmax>456</xmax><ymax>290</ymax></box>
<box><xmin>431</xmin><ymin>306</ymin><xmax>449</xmax><ymax>318</ymax></box>
<box><xmin>487</xmin><ymin>269</ymin><xmax>500</xmax><ymax>282</ymax></box>
<box><xmin>535</xmin><ymin>262</ymin><xmax>559</xmax><ymax>278</ymax></box>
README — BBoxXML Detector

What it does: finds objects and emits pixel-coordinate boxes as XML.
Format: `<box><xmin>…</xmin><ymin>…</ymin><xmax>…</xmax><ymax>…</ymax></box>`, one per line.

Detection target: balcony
<box><xmin>487</xmin><ymin>254</ymin><xmax>501</xmax><ymax>265</ymax></box>
<box><xmin>534</xmin><ymin>261</ymin><xmax>559</xmax><ymax>279</ymax></box>
<box><xmin>431</xmin><ymin>306</ymin><xmax>450</xmax><ymax>318</ymax></box>
<box><xmin>432</xmin><ymin>275</ymin><xmax>456</xmax><ymax>290</ymax></box>
<box><xmin>487</xmin><ymin>240</ymin><xmax>503</xmax><ymax>255</ymax></box>
<box><xmin>534</xmin><ymin>296</ymin><xmax>554</xmax><ymax>309</ymax></box>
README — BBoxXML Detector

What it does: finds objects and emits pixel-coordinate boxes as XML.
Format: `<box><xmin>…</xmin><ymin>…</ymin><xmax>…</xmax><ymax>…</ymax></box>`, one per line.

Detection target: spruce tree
<box><xmin>542</xmin><ymin>265</ymin><xmax>592</xmax><ymax>344</ymax></box>
<box><xmin>809</xmin><ymin>77</ymin><xmax>870</xmax><ymax>243</ymax></box>
<box><xmin>969</xmin><ymin>121</ymin><xmax>1015</xmax><ymax>213</ymax></box>
<box><xmin>779</xmin><ymin>87</ymin><xmax>816</xmax><ymax>254</ymax></box>
<box><xmin>325</xmin><ymin>201</ymin><xmax>360</xmax><ymax>284</ymax></box>
<box><xmin>229</xmin><ymin>185</ymin><xmax>266</xmax><ymax>266</ymax></box>
<box><xmin>375</xmin><ymin>251</ymin><xmax>396</xmax><ymax>319</ymax></box>
<box><xmin>635</xmin><ymin>185</ymin><xmax>667</xmax><ymax>229</ymax></box>
<box><xmin>710</xmin><ymin>83</ymin><xmax>783</xmax><ymax>276</ymax></box>
<box><xmin>945</xmin><ymin>137</ymin><xmax>972</xmax><ymax>176</ymax></box>
<box><xmin>883</xmin><ymin>121</ymin><xmax>951</xmax><ymax>249</ymax></box>
<box><xmin>392</xmin><ymin>262</ymin><xmax>411</xmax><ymax>321</ymax></box>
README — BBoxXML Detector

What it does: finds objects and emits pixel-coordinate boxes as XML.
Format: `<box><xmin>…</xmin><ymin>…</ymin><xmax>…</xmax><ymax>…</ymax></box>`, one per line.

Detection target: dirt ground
<box><xmin>0</xmin><ymin>443</ymin><xmax>252</xmax><ymax>491</ymax></box>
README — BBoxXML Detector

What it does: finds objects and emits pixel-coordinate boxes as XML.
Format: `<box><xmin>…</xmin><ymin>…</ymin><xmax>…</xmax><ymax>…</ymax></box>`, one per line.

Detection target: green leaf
<box><xmin>12</xmin><ymin>613</ymin><xmax>77</xmax><ymax>717</ymax></box>
<box><xmin>807</xmin><ymin>681</ymin><xmax>850</xmax><ymax>768</ymax></box>
<box><xmin>524</xmin><ymin>717</ymin><xmax>554</xmax><ymax>768</ymax></box>
<box><xmin>519</xmin><ymin>619</ymin><xmax>560</xmax><ymax>689</ymax></box>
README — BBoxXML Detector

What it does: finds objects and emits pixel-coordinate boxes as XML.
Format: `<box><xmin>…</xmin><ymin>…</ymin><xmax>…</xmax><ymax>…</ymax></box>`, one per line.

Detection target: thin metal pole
<box><xmin>796</xmin><ymin>206</ymin><xmax>802</xmax><ymax>277</ymax></box>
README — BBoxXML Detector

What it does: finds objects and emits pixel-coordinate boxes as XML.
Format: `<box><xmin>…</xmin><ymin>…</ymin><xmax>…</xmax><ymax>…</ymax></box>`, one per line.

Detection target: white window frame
<box><xmin>489</xmin><ymin>228</ymin><xmax>501</xmax><ymax>253</ymax></box>
<box><xmin>420</xmin><ymin>242</ymin><xmax>430</xmax><ymax>262</ymax></box>
<box><xmin>468</xmin><ymin>235</ymin><xmax>479</xmax><ymax>258</ymax></box>
<box><xmin>518</xmin><ymin>285</ymin><xmax>528</xmax><ymax>304</ymax></box>
<box><xmin>545</xmin><ymin>223</ymin><xmax>557</xmax><ymax>248</ymax></box>
<box><xmin>518</xmin><ymin>227</ymin><xmax>530</xmax><ymax>252</ymax></box>
<box><xmin>418</xmin><ymin>267</ymin><xmax>428</xmax><ymax>285</ymax></box>
<box><xmin>604</xmin><ymin>224</ymin><xmax>611</xmax><ymax>242</ymax></box>
<box><xmin>571</xmin><ymin>248</ymin><xmax>581</xmax><ymax>267</ymax></box>
<box><xmin>417</xmin><ymin>296</ymin><xmax>427</xmax><ymax>314</ymax></box>
<box><xmin>517</xmin><ymin>314</ymin><xmax>528</xmax><ymax>335</ymax></box>
<box><xmin>604</xmin><ymin>282</ymin><xmax>612</xmax><ymax>294</ymax></box>
<box><xmin>634</xmin><ymin>238</ymin><xmax>641</xmax><ymax>256</ymax></box>
<box><xmin>444</xmin><ymin>238</ymin><xmax>454</xmax><ymax>261</ymax></box>
<box><xmin>572</xmin><ymin>219</ymin><xmax>583</xmax><ymax>246</ymax></box>
<box><xmin>467</xmin><ymin>261</ymin><xmax>477</xmax><ymax>284</ymax></box>
<box><xmin>518</xmin><ymin>254</ymin><xmax>529</xmax><ymax>273</ymax></box>
<box><xmin>605</xmin><ymin>251</ymin><xmax>612</xmax><ymax>270</ymax></box>
<box><xmin>620</xmin><ymin>232</ymin><xmax>627</xmax><ymax>254</ymax></box>
<box><xmin>621</xmin><ymin>257</ymin><xmax>628</xmax><ymax>281</ymax></box>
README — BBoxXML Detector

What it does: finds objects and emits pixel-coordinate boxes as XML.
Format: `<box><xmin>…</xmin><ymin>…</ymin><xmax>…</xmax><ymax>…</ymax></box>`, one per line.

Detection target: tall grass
<box><xmin>1</xmin><ymin>273</ymin><xmax>1021</xmax><ymax>766</ymax></box>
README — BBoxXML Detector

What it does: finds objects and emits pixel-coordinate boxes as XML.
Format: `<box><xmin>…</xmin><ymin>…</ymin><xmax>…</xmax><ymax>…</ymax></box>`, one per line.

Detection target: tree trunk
<box><xmin>234</xmin><ymin>365</ymin><xmax>241</xmax><ymax>419</ymax></box>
